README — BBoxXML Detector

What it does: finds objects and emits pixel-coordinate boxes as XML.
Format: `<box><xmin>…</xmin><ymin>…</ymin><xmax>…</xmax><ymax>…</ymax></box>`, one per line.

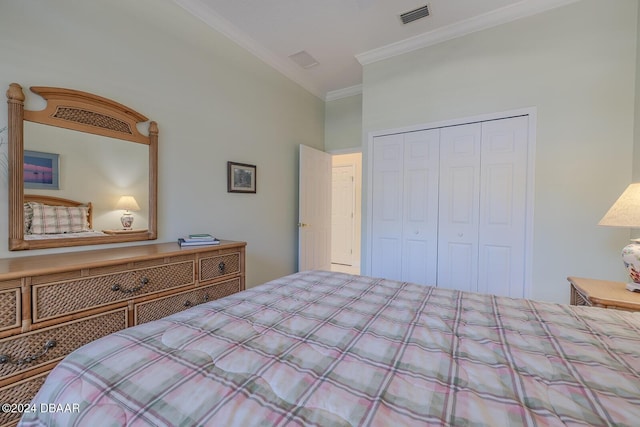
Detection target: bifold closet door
<box><xmin>477</xmin><ymin>116</ymin><xmax>528</xmax><ymax>297</ymax></box>
<box><xmin>371</xmin><ymin>130</ymin><xmax>439</xmax><ymax>284</ymax></box>
<box><xmin>437</xmin><ymin>116</ymin><xmax>528</xmax><ymax>296</ymax></box>
<box><xmin>437</xmin><ymin>123</ymin><xmax>482</xmax><ymax>292</ymax></box>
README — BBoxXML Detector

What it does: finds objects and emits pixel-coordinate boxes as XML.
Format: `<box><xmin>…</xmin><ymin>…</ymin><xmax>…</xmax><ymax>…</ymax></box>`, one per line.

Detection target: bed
<box><xmin>18</xmin><ymin>270</ymin><xmax>640</xmax><ymax>426</ymax></box>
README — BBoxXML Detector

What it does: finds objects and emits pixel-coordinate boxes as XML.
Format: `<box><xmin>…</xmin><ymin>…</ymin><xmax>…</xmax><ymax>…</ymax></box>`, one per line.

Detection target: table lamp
<box><xmin>115</xmin><ymin>195</ymin><xmax>140</xmax><ymax>230</ymax></box>
<box><xmin>598</xmin><ymin>183</ymin><xmax>640</xmax><ymax>291</ymax></box>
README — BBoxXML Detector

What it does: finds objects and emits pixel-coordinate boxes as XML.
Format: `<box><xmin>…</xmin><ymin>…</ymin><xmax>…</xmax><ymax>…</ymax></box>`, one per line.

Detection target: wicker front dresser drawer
<box><xmin>0</xmin><ymin>308</ymin><xmax>127</xmax><ymax>380</ymax></box>
<box><xmin>0</xmin><ymin>370</ymin><xmax>49</xmax><ymax>427</ymax></box>
<box><xmin>32</xmin><ymin>260</ymin><xmax>195</xmax><ymax>322</ymax></box>
<box><xmin>134</xmin><ymin>278</ymin><xmax>242</xmax><ymax>325</ymax></box>
<box><xmin>0</xmin><ymin>282</ymin><xmax>20</xmax><ymax>333</ymax></box>
<box><xmin>199</xmin><ymin>251</ymin><xmax>240</xmax><ymax>282</ymax></box>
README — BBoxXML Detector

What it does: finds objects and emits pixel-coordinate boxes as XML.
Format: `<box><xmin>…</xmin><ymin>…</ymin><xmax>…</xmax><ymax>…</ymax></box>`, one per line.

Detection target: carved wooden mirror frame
<box><xmin>6</xmin><ymin>83</ymin><xmax>158</xmax><ymax>250</ymax></box>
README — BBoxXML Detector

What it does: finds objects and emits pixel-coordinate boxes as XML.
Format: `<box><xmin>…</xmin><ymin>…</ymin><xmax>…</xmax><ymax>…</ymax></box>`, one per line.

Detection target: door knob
<box><xmin>297</xmin><ymin>223</ymin><xmax>309</xmax><ymax>228</ymax></box>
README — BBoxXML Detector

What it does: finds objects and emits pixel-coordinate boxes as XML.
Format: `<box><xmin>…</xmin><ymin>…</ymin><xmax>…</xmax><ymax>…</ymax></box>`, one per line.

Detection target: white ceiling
<box><xmin>174</xmin><ymin>0</ymin><xmax>579</xmax><ymax>100</ymax></box>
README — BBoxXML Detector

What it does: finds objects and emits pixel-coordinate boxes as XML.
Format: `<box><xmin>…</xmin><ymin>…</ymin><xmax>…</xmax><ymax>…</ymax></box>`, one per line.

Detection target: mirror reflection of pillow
<box><xmin>29</xmin><ymin>204</ymin><xmax>90</xmax><ymax>234</ymax></box>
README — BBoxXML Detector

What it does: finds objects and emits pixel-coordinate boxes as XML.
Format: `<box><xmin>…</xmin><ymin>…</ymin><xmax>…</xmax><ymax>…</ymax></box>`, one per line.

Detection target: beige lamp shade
<box><xmin>598</xmin><ymin>183</ymin><xmax>640</xmax><ymax>227</ymax></box>
<box><xmin>115</xmin><ymin>195</ymin><xmax>141</xmax><ymax>212</ymax></box>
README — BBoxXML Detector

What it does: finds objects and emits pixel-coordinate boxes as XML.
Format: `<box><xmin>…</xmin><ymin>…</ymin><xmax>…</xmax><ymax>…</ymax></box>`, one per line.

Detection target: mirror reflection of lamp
<box><xmin>115</xmin><ymin>195</ymin><xmax>140</xmax><ymax>230</ymax></box>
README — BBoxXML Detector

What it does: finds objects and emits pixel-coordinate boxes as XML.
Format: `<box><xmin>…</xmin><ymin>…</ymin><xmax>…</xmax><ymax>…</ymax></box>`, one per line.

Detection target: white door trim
<box><xmin>365</xmin><ymin>107</ymin><xmax>537</xmax><ymax>298</ymax></box>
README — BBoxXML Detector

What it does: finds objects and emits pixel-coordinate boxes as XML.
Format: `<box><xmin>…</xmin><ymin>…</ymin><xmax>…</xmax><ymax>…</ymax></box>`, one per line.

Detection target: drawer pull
<box><xmin>184</xmin><ymin>294</ymin><xmax>211</xmax><ymax>308</ymax></box>
<box><xmin>218</xmin><ymin>261</ymin><xmax>226</xmax><ymax>274</ymax></box>
<box><xmin>0</xmin><ymin>339</ymin><xmax>57</xmax><ymax>365</ymax></box>
<box><xmin>112</xmin><ymin>277</ymin><xmax>150</xmax><ymax>294</ymax></box>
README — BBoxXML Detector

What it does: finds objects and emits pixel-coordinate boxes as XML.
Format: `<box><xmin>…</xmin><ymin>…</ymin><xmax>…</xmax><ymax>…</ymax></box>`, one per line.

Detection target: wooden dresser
<box><xmin>0</xmin><ymin>240</ymin><xmax>245</xmax><ymax>426</ymax></box>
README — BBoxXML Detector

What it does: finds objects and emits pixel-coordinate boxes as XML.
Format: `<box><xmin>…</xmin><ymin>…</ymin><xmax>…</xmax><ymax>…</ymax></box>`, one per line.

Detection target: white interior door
<box><xmin>298</xmin><ymin>145</ymin><xmax>332</xmax><ymax>272</ymax></box>
<box><xmin>478</xmin><ymin>116</ymin><xmax>528</xmax><ymax>297</ymax></box>
<box><xmin>402</xmin><ymin>129</ymin><xmax>440</xmax><ymax>285</ymax></box>
<box><xmin>371</xmin><ymin>134</ymin><xmax>404</xmax><ymax>280</ymax></box>
<box><xmin>367</xmin><ymin>110</ymin><xmax>534</xmax><ymax>297</ymax></box>
<box><xmin>437</xmin><ymin>123</ymin><xmax>482</xmax><ymax>292</ymax></box>
<box><xmin>371</xmin><ymin>130</ymin><xmax>439</xmax><ymax>284</ymax></box>
<box><xmin>331</xmin><ymin>164</ymin><xmax>355</xmax><ymax>265</ymax></box>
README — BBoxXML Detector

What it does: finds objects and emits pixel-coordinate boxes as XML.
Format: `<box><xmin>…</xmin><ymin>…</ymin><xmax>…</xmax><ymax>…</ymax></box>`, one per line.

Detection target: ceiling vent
<box><xmin>288</xmin><ymin>50</ymin><xmax>319</xmax><ymax>69</ymax></box>
<box><xmin>400</xmin><ymin>4</ymin><xmax>430</xmax><ymax>25</ymax></box>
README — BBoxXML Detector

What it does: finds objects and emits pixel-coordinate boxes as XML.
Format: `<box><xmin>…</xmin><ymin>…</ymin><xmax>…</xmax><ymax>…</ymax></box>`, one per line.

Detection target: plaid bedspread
<box><xmin>20</xmin><ymin>271</ymin><xmax>640</xmax><ymax>426</ymax></box>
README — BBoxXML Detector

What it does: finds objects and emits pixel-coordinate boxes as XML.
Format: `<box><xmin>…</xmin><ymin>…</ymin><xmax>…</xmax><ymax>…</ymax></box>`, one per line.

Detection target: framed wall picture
<box><xmin>24</xmin><ymin>150</ymin><xmax>59</xmax><ymax>190</ymax></box>
<box><xmin>227</xmin><ymin>161</ymin><xmax>256</xmax><ymax>193</ymax></box>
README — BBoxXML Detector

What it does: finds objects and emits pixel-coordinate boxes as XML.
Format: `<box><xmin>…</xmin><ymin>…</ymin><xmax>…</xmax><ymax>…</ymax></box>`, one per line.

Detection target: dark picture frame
<box><xmin>24</xmin><ymin>150</ymin><xmax>59</xmax><ymax>190</ymax></box>
<box><xmin>227</xmin><ymin>161</ymin><xmax>256</xmax><ymax>193</ymax></box>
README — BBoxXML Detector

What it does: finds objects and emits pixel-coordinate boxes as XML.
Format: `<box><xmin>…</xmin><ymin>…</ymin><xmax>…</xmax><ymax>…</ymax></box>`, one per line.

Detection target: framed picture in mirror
<box><xmin>24</xmin><ymin>150</ymin><xmax>59</xmax><ymax>190</ymax></box>
<box><xmin>227</xmin><ymin>161</ymin><xmax>256</xmax><ymax>193</ymax></box>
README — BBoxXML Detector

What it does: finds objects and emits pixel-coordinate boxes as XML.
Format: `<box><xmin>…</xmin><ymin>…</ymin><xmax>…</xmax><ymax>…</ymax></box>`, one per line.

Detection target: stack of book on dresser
<box><xmin>178</xmin><ymin>233</ymin><xmax>220</xmax><ymax>247</ymax></box>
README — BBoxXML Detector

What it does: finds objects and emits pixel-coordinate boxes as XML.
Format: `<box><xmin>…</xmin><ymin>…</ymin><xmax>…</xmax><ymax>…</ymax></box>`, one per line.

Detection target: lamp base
<box><xmin>622</xmin><ymin>239</ymin><xmax>640</xmax><ymax>287</ymax></box>
<box><xmin>120</xmin><ymin>212</ymin><xmax>134</xmax><ymax>230</ymax></box>
<box><xmin>626</xmin><ymin>282</ymin><xmax>640</xmax><ymax>293</ymax></box>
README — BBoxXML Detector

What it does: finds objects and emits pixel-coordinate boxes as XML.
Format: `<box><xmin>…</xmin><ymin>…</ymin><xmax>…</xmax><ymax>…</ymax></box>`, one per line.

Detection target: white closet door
<box><xmin>402</xmin><ymin>130</ymin><xmax>439</xmax><ymax>285</ymax></box>
<box><xmin>371</xmin><ymin>134</ymin><xmax>404</xmax><ymax>280</ymax></box>
<box><xmin>371</xmin><ymin>130</ymin><xmax>439</xmax><ymax>284</ymax></box>
<box><xmin>478</xmin><ymin>117</ymin><xmax>528</xmax><ymax>297</ymax></box>
<box><xmin>370</xmin><ymin>114</ymin><xmax>530</xmax><ymax>296</ymax></box>
<box><xmin>437</xmin><ymin>123</ymin><xmax>482</xmax><ymax>291</ymax></box>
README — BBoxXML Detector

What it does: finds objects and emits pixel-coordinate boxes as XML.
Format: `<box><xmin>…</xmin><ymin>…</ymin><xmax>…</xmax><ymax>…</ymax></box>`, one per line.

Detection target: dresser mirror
<box><xmin>6</xmin><ymin>83</ymin><xmax>158</xmax><ymax>250</ymax></box>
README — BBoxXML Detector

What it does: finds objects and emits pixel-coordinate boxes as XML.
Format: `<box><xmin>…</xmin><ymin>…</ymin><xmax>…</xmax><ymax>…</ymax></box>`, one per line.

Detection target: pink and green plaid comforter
<box><xmin>20</xmin><ymin>271</ymin><xmax>640</xmax><ymax>426</ymax></box>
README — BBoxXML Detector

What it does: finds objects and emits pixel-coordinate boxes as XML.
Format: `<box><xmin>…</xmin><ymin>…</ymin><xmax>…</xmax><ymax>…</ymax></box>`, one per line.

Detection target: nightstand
<box><xmin>567</xmin><ymin>276</ymin><xmax>640</xmax><ymax>312</ymax></box>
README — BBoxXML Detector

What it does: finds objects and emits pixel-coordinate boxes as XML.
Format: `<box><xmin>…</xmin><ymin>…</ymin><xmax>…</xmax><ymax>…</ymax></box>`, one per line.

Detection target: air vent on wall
<box><xmin>400</xmin><ymin>4</ymin><xmax>430</xmax><ymax>25</ymax></box>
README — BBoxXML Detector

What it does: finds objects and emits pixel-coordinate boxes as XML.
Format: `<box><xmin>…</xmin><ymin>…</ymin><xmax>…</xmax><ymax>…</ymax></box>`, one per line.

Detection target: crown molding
<box><xmin>325</xmin><ymin>84</ymin><xmax>363</xmax><ymax>102</ymax></box>
<box><xmin>356</xmin><ymin>0</ymin><xmax>582</xmax><ymax>65</ymax></box>
<box><xmin>174</xmin><ymin>0</ymin><xmax>581</xmax><ymax>101</ymax></box>
<box><xmin>173</xmin><ymin>0</ymin><xmax>324</xmax><ymax>99</ymax></box>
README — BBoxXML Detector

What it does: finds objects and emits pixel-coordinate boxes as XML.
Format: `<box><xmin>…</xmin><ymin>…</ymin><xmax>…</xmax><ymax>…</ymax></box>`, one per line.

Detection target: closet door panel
<box><xmin>443</xmin><ymin>242</ymin><xmax>476</xmax><ymax>292</ymax></box>
<box><xmin>402</xmin><ymin>130</ymin><xmax>439</xmax><ymax>285</ymax></box>
<box><xmin>371</xmin><ymin>135</ymin><xmax>404</xmax><ymax>281</ymax></box>
<box><xmin>478</xmin><ymin>117</ymin><xmax>528</xmax><ymax>297</ymax></box>
<box><xmin>482</xmin><ymin>245</ymin><xmax>512</xmax><ymax>296</ymax></box>
<box><xmin>437</xmin><ymin>124</ymin><xmax>481</xmax><ymax>291</ymax></box>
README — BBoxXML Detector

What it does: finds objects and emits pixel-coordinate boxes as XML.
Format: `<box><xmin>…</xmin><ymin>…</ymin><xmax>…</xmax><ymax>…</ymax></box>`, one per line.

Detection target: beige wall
<box><xmin>2</xmin><ymin>0</ymin><xmax>639</xmax><ymax>302</ymax></box>
<box><xmin>325</xmin><ymin>94</ymin><xmax>363</xmax><ymax>152</ymax></box>
<box><xmin>362</xmin><ymin>0</ymin><xmax>638</xmax><ymax>303</ymax></box>
<box><xmin>0</xmin><ymin>0</ymin><xmax>325</xmax><ymax>288</ymax></box>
